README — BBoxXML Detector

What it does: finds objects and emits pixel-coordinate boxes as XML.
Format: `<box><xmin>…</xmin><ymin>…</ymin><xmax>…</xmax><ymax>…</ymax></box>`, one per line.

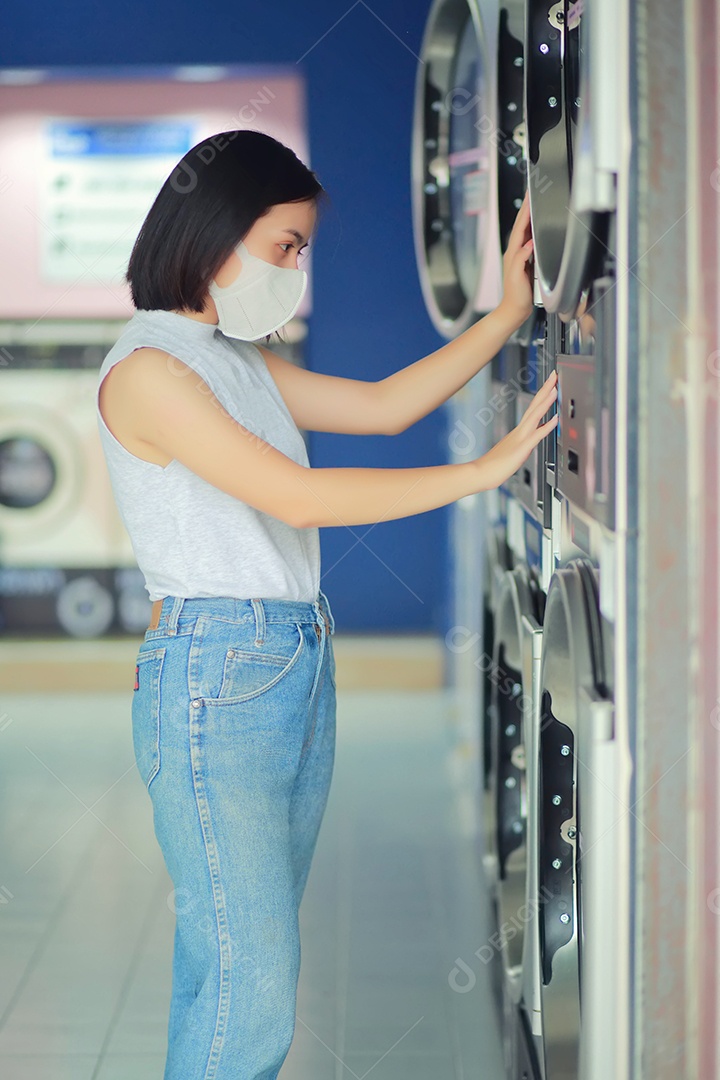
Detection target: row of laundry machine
<box><xmin>412</xmin><ymin>0</ymin><xmax>634</xmax><ymax>1077</ymax></box>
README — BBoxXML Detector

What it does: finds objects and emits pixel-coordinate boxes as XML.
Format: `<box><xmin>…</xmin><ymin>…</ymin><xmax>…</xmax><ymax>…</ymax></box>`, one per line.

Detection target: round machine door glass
<box><xmin>0</xmin><ymin>438</ymin><xmax>56</xmax><ymax>509</ymax></box>
<box><xmin>412</xmin><ymin>0</ymin><xmax>500</xmax><ymax>338</ymax></box>
<box><xmin>448</xmin><ymin>11</ymin><xmax>490</xmax><ymax>303</ymax></box>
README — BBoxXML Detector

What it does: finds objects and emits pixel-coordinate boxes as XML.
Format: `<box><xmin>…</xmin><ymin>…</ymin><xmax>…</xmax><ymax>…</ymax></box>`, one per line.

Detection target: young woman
<box><xmin>96</xmin><ymin>129</ymin><xmax>557</xmax><ymax>1080</ymax></box>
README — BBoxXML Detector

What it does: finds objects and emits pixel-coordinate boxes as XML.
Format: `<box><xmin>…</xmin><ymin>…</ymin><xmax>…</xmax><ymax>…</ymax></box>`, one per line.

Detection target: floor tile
<box><xmin>0</xmin><ymin>680</ymin><xmax>504</xmax><ymax>1079</ymax></box>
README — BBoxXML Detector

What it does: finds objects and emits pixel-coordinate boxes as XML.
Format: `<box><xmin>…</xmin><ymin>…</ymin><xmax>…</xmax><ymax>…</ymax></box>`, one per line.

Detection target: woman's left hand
<box><xmin>497</xmin><ymin>191</ymin><xmax>535</xmax><ymax>329</ymax></box>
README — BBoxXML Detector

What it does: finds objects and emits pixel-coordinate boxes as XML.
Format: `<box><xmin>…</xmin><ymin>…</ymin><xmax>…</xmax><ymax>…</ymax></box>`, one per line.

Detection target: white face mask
<box><xmin>208</xmin><ymin>240</ymin><xmax>308</xmax><ymax>341</ymax></box>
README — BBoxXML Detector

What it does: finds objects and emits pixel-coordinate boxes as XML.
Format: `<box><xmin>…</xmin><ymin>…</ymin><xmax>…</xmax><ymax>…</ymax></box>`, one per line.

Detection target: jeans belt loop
<box><xmin>250</xmin><ymin>599</ymin><xmax>265</xmax><ymax>647</ymax></box>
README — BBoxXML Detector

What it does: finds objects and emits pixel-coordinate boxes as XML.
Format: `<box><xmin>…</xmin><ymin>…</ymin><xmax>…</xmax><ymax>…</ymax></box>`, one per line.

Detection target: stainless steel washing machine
<box><xmin>535</xmin><ymin>559</ymin><xmax>621</xmax><ymax>1080</ymax></box>
<box><xmin>486</xmin><ymin>565</ymin><xmax>541</xmax><ymax>897</ymax></box>
<box><xmin>412</xmin><ymin>0</ymin><xmax>511</xmax><ymax>838</ymax></box>
<box><xmin>481</xmin><ymin>511</ymin><xmax>515</xmax><ymax>834</ymax></box>
<box><xmin>519</xmin><ymin>3</ymin><xmax>630</xmax><ymax>1077</ymax></box>
<box><xmin>484</xmin><ymin>475</ymin><xmax>556</xmax><ymax>1077</ymax></box>
<box><xmin>505</xmin><ymin>308</ymin><xmax>556</xmax><ymax>529</ymax></box>
<box><xmin>491</xmin><ymin>0</ymin><xmax>554</xmax><ymax>532</ymax></box>
<box><xmin>413</xmin><ymin>2</ymin><xmax>631</xmax><ymax>1077</ymax></box>
<box><xmin>524</xmin><ymin>0</ymin><xmax>618</xmax><ymax>319</ymax></box>
<box><xmin>496</xmin><ymin>0</ymin><xmax>526</xmax><ymax>253</ymax></box>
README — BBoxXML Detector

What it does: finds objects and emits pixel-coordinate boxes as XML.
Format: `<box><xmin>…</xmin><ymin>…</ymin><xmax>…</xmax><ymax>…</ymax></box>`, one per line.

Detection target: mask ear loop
<box><xmin>209</xmin><ymin>239</ymin><xmax>250</xmax><ymax>293</ymax></box>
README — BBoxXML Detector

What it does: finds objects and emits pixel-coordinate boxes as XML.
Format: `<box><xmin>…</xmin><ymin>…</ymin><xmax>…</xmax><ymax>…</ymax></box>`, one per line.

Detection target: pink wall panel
<box><xmin>0</xmin><ymin>73</ymin><xmax>312</xmax><ymax>320</ymax></box>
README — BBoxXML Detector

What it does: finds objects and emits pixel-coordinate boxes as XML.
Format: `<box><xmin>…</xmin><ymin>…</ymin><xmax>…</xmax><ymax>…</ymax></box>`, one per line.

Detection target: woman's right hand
<box><xmin>475</xmin><ymin>371</ymin><xmax>559</xmax><ymax>489</ymax></box>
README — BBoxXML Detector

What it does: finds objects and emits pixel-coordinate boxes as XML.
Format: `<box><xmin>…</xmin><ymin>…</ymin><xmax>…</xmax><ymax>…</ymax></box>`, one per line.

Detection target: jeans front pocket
<box><xmin>218</xmin><ymin>626</ymin><xmax>305</xmax><ymax>703</ymax></box>
<box><xmin>192</xmin><ymin>617</ymin><xmax>305</xmax><ymax>705</ymax></box>
<box><xmin>132</xmin><ymin>647</ymin><xmax>166</xmax><ymax>789</ymax></box>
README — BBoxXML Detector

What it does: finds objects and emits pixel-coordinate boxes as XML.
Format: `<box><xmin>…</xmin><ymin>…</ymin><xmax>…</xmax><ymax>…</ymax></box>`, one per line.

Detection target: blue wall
<box><xmin>1</xmin><ymin>0</ymin><xmax>453</xmax><ymax>634</ymax></box>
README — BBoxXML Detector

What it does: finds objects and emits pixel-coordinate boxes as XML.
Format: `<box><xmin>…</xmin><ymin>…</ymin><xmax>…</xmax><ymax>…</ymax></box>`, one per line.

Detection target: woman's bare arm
<box><xmin>106</xmin><ymin>348</ymin><xmax>556</xmax><ymax>529</ymax></box>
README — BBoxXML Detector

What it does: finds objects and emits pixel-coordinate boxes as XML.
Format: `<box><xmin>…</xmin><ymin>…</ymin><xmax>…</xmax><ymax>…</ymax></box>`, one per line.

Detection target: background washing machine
<box><xmin>0</xmin><ymin>318</ymin><xmax>311</xmax><ymax>640</ymax></box>
<box><xmin>0</xmin><ymin>320</ymin><xmax>152</xmax><ymax>637</ymax></box>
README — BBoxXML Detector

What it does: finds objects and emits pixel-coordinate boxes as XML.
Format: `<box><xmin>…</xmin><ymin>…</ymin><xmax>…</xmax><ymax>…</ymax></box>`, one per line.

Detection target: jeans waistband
<box><xmin>151</xmin><ymin>589</ymin><xmax>335</xmax><ymax>636</ymax></box>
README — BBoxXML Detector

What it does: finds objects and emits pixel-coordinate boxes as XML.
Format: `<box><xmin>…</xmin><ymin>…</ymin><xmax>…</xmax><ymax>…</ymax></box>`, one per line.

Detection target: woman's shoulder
<box><xmin>102</xmin><ymin>311</ymin><xmax>222</xmax><ymax>378</ymax></box>
<box><xmin>104</xmin><ymin>345</ymin><xmax>175</xmax><ymax>381</ymax></box>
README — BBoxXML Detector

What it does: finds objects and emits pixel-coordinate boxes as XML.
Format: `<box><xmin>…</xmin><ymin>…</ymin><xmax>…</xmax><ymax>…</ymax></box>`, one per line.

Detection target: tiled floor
<box><xmin>0</xmin><ymin>675</ymin><xmax>505</xmax><ymax>1079</ymax></box>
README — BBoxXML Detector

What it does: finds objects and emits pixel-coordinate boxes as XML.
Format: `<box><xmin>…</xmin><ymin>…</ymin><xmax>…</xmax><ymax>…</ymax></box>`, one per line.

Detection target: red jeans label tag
<box><xmin>134</xmin><ymin>664</ymin><xmax>139</xmax><ymax>691</ymax></box>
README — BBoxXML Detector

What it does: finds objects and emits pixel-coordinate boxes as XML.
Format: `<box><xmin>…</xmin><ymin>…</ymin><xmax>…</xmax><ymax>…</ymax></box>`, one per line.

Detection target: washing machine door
<box><xmin>496</xmin><ymin>0</ymin><xmax>527</xmax><ymax>253</ymax></box>
<box><xmin>487</xmin><ymin>564</ymin><xmax>543</xmax><ymax>1002</ymax></box>
<box><xmin>524</xmin><ymin>0</ymin><xmax>614</xmax><ymax>317</ymax></box>
<box><xmin>536</xmin><ymin>559</ymin><xmax>607</xmax><ymax>1079</ymax></box>
<box><xmin>482</xmin><ymin>523</ymin><xmax>514</xmax><ymax>799</ymax></box>
<box><xmin>412</xmin><ymin>0</ymin><xmax>502</xmax><ymax>338</ymax></box>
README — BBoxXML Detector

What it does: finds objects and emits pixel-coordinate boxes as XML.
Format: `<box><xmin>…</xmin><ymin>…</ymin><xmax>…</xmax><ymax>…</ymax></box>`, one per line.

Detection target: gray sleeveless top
<box><xmin>96</xmin><ymin>308</ymin><xmax>320</xmax><ymax>603</ymax></box>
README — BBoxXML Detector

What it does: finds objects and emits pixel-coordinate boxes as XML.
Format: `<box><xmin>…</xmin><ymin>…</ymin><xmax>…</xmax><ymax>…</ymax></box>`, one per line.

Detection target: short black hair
<box><xmin>125</xmin><ymin>129</ymin><xmax>325</xmax><ymax>312</ymax></box>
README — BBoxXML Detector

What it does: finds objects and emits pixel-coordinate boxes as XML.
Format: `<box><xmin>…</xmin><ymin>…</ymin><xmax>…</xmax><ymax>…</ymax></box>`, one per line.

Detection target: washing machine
<box><xmin>485</xmin><ymin>560</ymin><xmax>548</xmax><ymax>1073</ymax></box>
<box><xmin>524</xmin><ymin>0</ymin><xmax>617</xmax><ymax>319</ymax></box>
<box><xmin>508</xmin><ymin>308</ymin><xmax>557</xmax><ymax>527</ymax></box>
<box><xmin>412</xmin><ymin>0</ymin><xmax>508</xmax><ymax>826</ymax></box>
<box><xmin>518</xmin><ymin>1</ymin><xmax>631</xmax><ymax>1078</ymax></box>
<box><xmin>495</xmin><ymin>0</ymin><xmax>526</xmax><ymax>252</ymax></box>
<box><xmin>480</xmin><ymin>0</ymin><xmax>541</xmax><ymax>870</ymax></box>
<box><xmin>445</xmin><ymin>370</ymin><xmax>496</xmax><ymax>832</ymax></box>
<box><xmin>485</xmin><ymin>529</ymin><xmax>545</xmax><ymax>899</ymax></box>
<box><xmin>534</xmin><ymin>560</ymin><xmax>619</xmax><ymax>1080</ymax></box>
<box><xmin>489</xmin><ymin>0</ymin><xmax>536</xmax><ymax>516</ymax></box>
<box><xmin>477</xmin><ymin>490</ymin><xmax>515</xmax><ymax>1048</ymax></box>
<box><xmin>0</xmin><ymin>320</ymin><xmax>151</xmax><ymax>637</ymax></box>
<box><xmin>481</xmin><ymin>494</ymin><xmax>514</xmax><ymax>844</ymax></box>
<box><xmin>413</xmin><ymin>1</ymin><xmax>631</xmax><ymax>1076</ymax></box>
<box><xmin>410</xmin><ymin>4</ymin><xmax>559</xmax><ymax>1067</ymax></box>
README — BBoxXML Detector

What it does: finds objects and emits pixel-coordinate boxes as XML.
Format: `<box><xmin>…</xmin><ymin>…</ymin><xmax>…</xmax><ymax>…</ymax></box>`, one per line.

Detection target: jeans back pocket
<box><xmin>132</xmin><ymin>647</ymin><xmax>166</xmax><ymax>790</ymax></box>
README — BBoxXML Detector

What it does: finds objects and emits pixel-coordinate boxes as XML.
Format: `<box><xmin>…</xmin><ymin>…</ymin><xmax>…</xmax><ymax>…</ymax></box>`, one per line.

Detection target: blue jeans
<box><xmin>131</xmin><ymin>590</ymin><xmax>337</xmax><ymax>1080</ymax></box>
